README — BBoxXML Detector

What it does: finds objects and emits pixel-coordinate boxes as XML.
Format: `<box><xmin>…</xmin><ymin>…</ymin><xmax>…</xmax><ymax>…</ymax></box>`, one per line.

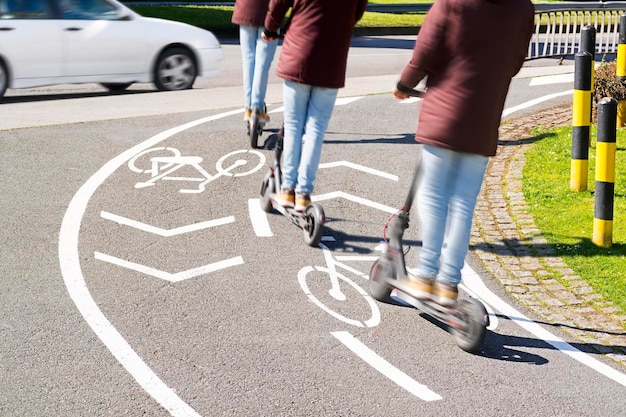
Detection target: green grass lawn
<box><xmin>523</xmin><ymin>123</ymin><xmax>626</xmax><ymax>316</ymax></box>
<box><xmin>125</xmin><ymin>2</ymin><xmax>428</xmax><ymax>30</ymax></box>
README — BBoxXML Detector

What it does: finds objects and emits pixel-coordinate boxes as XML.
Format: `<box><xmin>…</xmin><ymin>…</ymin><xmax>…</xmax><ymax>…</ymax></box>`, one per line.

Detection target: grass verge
<box><xmin>523</xmin><ymin>124</ymin><xmax>626</xmax><ymax>314</ymax></box>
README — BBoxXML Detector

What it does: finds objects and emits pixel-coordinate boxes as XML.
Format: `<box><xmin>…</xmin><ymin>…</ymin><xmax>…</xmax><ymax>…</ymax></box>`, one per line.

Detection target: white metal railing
<box><xmin>529</xmin><ymin>6</ymin><xmax>626</xmax><ymax>60</ymax></box>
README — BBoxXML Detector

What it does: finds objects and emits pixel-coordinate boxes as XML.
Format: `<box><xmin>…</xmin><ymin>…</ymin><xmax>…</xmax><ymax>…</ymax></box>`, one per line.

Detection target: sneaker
<box><xmin>257</xmin><ymin>110</ymin><xmax>270</xmax><ymax>124</ymax></box>
<box><xmin>294</xmin><ymin>193</ymin><xmax>311</xmax><ymax>211</ymax></box>
<box><xmin>403</xmin><ymin>275</ymin><xmax>433</xmax><ymax>300</ymax></box>
<box><xmin>243</xmin><ymin>107</ymin><xmax>252</xmax><ymax>122</ymax></box>
<box><xmin>433</xmin><ymin>282</ymin><xmax>458</xmax><ymax>307</ymax></box>
<box><xmin>276</xmin><ymin>189</ymin><xmax>295</xmax><ymax>208</ymax></box>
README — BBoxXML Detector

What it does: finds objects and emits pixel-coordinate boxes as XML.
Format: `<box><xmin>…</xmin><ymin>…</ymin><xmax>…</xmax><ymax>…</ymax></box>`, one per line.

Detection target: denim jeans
<box><xmin>415</xmin><ymin>144</ymin><xmax>489</xmax><ymax>286</ymax></box>
<box><xmin>281</xmin><ymin>80</ymin><xmax>338</xmax><ymax>195</ymax></box>
<box><xmin>239</xmin><ymin>25</ymin><xmax>278</xmax><ymax>111</ymax></box>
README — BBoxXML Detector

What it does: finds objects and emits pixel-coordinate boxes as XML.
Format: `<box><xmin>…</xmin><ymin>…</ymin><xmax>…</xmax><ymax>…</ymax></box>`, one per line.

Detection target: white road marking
<box><xmin>101</xmin><ymin>211</ymin><xmax>235</xmax><ymax>236</ymax></box>
<box><xmin>248</xmin><ymin>198</ymin><xmax>273</xmax><ymax>237</ymax></box>
<box><xmin>462</xmin><ymin>264</ymin><xmax>626</xmax><ymax>387</ymax></box>
<box><xmin>313</xmin><ymin>191</ymin><xmax>397</xmax><ymax>214</ymax></box>
<box><xmin>269</xmin><ymin>96</ymin><xmax>364</xmax><ymax>114</ymax></box>
<box><xmin>529</xmin><ymin>73</ymin><xmax>575</xmax><ymax>86</ymax></box>
<box><xmin>331</xmin><ymin>331</ymin><xmax>443</xmax><ymax>402</ymax></box>
<box><xmin>94</xmin><ymin>252</ymin><xmax>244</xmax><ymax>283</ymax></box>
<box><xmin>59</xmin><ymin>108</ymin><xmax>242</xmax><ymax>417</ymax></box>
<box><xmin>319</xmin><ymin>160</ymin><xmax>399</xmax><ymax>181</ymax></box>
<box><xmin>502</xmin><ymin>90</ymin><xmax>573</xmax><ymax>117</ymax></box>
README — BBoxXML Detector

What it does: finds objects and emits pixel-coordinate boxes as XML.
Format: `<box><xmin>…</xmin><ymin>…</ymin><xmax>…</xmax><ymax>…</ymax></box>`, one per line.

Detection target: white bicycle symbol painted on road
<box><xmin>298</xmin><ymin>242</ymin><xmax>381</xmax><ymax>328</ymax></box>
<box><xmin>127</xmin><ymin>146</ymin><xmax>265</xmax><ymax>193</ymax></box>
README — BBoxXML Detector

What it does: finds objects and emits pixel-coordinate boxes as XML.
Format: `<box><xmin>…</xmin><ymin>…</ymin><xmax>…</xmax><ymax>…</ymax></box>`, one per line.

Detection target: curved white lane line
<box><xmin>502</xmin><ymin>89</ymin><xmax>573</xmax><ymax>118</ymax></box>
<box><xmin>58</xmin><ymin>108</ymin><xmax>241</xmax><ymax>417</ymax></box>
<box><xmin>462</xmin><ymin>267</ymin><xmax>626</xmax><ymax>387</ymax></box>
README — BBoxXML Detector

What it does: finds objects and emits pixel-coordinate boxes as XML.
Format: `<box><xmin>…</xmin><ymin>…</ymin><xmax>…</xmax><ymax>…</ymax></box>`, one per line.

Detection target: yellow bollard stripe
<box><xmin>618</xmin><ymin>44</ymin><xmax>626</xmax><ymax>78</ymax></box>
<box><xmin>572</xmin><ymin>90</ymin><xmax>591</xmax><ymax>126</ymax></box>
<box><xmin>593</xmin><ymin>218</ymin><xmax>613</xmax><ymax>247</ymax></box>
<box><xmin>595</xmin><ymin>142</ymin><xmax>616</xmax><ymax>183</ymax></box>
<box><xmin>570</xmin><ymin>159</ymin><xmax>588</xmax><ymax>191</ymax></box>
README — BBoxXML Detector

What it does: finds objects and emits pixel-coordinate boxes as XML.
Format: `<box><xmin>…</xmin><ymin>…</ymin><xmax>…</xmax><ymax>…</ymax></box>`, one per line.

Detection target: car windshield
<box><xmin>0</xmin><ymin>0</ymin><xmax>127</xmax><ymax>20</ymax></box>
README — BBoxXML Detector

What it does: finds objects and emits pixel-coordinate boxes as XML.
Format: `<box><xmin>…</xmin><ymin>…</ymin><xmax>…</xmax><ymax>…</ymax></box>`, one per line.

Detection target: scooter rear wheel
<box><xmin>302</xmin><ymin>203</ymin><xmax>324</xmax><ymax>247</ymax></box>
<box><xmin>451</xmin><ymin>298</ymin><xmax>488</xmax><ymax>353</ymax></box>
<box><xmin>368</xmin><ymin>259</ymin><xmax>393</xmax><ymax>303</ymax></box>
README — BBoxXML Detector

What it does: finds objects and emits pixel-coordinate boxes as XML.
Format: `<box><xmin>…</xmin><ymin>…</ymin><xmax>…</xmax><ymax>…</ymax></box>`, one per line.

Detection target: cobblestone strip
<box><xmin>471</xmin><ymin>103</ymin><xmax>626</xmax><ymax>367</ymax></box>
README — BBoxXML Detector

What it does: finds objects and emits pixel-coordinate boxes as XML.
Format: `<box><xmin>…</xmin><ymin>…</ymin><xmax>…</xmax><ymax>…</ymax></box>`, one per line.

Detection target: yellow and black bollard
<box><xmin>581</xmin><ymin>25</ymin><xmax>596</xmax><ymax>87</ymax></box>
<box><xmin>571</xmin><ymin>51</ymin><xmax>593</xmax><ymax>192</ymax></box>
<box><xmin>617</xmin><ymin>14</ymin><xmax>626</xmax><ymax>82</ymax></box>
<box><xmin>593</xmin><ymin>97</ymin><xmax>617</xmax><ymax>248</ymax></box>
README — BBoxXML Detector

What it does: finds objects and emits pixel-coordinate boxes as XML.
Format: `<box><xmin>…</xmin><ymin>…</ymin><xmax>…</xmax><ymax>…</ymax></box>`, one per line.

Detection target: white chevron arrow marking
<box><xmin>101</xmin><ymin>211</ymin><xmax>234</xmax><ymax>236</ymax></box>
<box><xmin>318</xmin><ymin>161</ymin><xmax>398</xmax><ymax>181</ymax></box>
<box><xmin>94</xmin><ymin>252</ymin><xmax>244</xmax><ymax>282</ymax></box>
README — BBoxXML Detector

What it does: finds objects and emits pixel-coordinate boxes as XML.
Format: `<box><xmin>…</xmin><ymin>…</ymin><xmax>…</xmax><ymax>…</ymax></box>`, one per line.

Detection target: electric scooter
<box><xmin>259</xmin><ymin>126</ymin><xmax>326</xmax><ymax>247</ymax></box>
<box><xmin>368</xmin><ymin>83</ymin><xmax>489</xmax><ymax>353</ymax></box>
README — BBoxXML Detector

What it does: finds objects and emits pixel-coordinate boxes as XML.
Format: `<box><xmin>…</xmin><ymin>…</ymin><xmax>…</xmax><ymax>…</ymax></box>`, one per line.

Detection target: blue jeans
<box><xmin>415</xmin><ymin>145</ymin><xmax>489</xmax><ymax>286</ymax></box>
<box><xmin>281</xmin><ymin>80</ymin><xmax>338</xmax><ymax>195</ymax></box>
<box><xmin>239</xmin><ymin>25</ymin><xmax>278</xmax><ymax>111</ymax></box>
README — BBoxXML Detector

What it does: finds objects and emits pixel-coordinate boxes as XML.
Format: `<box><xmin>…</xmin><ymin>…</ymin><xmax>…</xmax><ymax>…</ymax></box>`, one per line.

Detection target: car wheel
<box><xmin>0</xmin><ymin>61</ymin><xmax>8</xmax><ymax>99</ymax></box>
<box><xmin>153</xmin><ymin>47</ymin><xmax>197</xmax><ymax>91</ymax></box>
<box><xmin>101</xmin><ymin>82</ymin><xmax>133</xmax><ymax>92</ymax></box>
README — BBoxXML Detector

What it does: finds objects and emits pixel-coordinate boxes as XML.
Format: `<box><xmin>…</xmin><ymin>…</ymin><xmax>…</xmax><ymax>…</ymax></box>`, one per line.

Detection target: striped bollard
<box><xmin>617</xmin><ymin>14</ymin><xmax>626</xmax><ymax>82</ymax></box>
<box><xmin>593</xmin><ymin>98</ymin><xmax>617</xmax><ymax>248</ymax></box>
<box><xmin>581</xmin><ymin>25</ymin><xmax>596</xmax><ymax>87</ymax></box>
<box><xmin>571</xmin><ymin>51</ymin><xmax>592</xmax><ymax>192</ymax></box>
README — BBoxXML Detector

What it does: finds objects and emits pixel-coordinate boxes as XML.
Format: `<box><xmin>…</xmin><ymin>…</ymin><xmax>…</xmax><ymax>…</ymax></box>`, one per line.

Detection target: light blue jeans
<box><xmin>415</xmin><ymin>144</ymin><xmax>489</xmax><ymax>286</ymax></box>
<box><xmin>239</xmin><ymin>25</ymin><xmax>278</xmax><ymax>111</ymax></box>
<box><xmin>281</xmin><ymin>80</ymin><xmax>338</xmax><ymax>195</ymax></box>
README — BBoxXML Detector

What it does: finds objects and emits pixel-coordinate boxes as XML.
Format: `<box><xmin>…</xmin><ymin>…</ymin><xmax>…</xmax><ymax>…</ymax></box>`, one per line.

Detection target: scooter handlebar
<box><xmin>395</xmin><ymin>81</ymin><xmax>425</xmax><ymax>98</ymax></box>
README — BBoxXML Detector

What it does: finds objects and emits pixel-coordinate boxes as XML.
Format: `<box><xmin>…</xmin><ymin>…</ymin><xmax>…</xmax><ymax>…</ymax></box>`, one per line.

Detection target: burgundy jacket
<box><xmin>400</xmin><ymin>0</ymin><xmax>534</xmax><ymax>156</ymax></box>
<box><xmin>231</xmin><ymin>0</ymin><xmax>269</xmax><ymax>27</ymax></box>
<box><xmin>265</xmin><ymin>0</ymin><xmax>367</xmax><ymax>89</ymax></box>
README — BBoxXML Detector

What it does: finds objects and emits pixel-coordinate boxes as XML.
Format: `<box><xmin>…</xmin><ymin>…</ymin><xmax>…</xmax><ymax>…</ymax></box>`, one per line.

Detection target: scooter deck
<box><xmin>385</xmin><ymin>278</ymin><xmax>467</xmax><ymax>329</ymax></box>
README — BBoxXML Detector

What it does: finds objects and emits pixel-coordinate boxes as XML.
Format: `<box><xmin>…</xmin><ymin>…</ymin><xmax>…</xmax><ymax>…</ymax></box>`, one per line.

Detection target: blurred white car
<box><xmin>0</xmin><ymin>0</ymin><xmax>223</xmax><ymax>98</ymax></box>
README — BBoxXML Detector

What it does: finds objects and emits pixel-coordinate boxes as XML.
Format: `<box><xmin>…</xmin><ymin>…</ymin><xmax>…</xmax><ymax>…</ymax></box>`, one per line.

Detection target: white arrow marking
<box><xmin>313</xmin><ymin>191</ymin><xmax>398</xmax><ymax>214</ymax></box>
<box><xmin>331</xmin><ymin>331</ymin><xmax>442</xmax><ymax>402</ymax></box>
<box><xmin>94</xmin><ymin>252</ymin><xmax>244</xmax><ymax>283</ymax></box>
<box><xmin>318</xmin><ymin>161</ymin><xmax>398</xmax><ymax>181</ymax></box>
<box><xmin>101</xmin><ymin>211</ymin><xmax>234</xmax><ymax>236</ymax></box>
<box><xmin>269</xmin><ymin>96</ymin><xmax>364</xmax><ymax>114</ymax></box>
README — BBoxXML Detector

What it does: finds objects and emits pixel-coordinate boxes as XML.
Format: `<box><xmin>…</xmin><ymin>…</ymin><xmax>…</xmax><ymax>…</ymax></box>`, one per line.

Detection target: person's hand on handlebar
<box><xmin>262</xmin><ymin>29</ymin><xmax>279</xmax><ymax>42</ymax></box>
<box><xmin>393</xmin><ymin>80</ymin><xmax>425</xmax><ymax>100</ymax></box>
<box><xmin>393</xmin><ymin>86</ymin><xmax>410</xmax><ymax>100</ymax></box>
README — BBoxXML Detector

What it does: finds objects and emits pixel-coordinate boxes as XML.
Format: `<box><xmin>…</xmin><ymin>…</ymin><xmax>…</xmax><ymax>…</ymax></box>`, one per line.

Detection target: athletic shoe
<box><xmin>257</xmin><ymin>110</ymin><xmax>270</xmax><ymax>123</ymax></box>
<box><xmin>244</xmin><ymin>107</ymin><xmax>252</xmax><ymax>121</ymax></box>
<box><xmin>404</xmin><ymin>275</ymin><xmax>433</xmax><ymax>300</ymax></box>
<box><xmin>294</xmin><ymin>193</ymin><xmax>311</xmax><ymax>211</ymax></box>
<box><xmin>276</xmin><ymin>189</ymin><xmax>295</xmax><ymax>208</ymax></box>
<box><xmin>433</xmin><ymin>282</ymin><xmax>459</xmax><ymax>307</ymax></box>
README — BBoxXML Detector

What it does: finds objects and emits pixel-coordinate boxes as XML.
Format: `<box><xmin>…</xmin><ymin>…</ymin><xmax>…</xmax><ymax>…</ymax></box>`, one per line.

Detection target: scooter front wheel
<box><xmin>451</xmin><ymin>298</ymin><xmax>488</xmax><ymax>353</ymax></box>
<box><xmin>249</xmin><ymin>118</ymin><xmax>262</xmax><ymax>149</ymax></box>
<box><xmin>303</xmin><ymin>203</ymin><xmax>325</xmax><ymax>247</ymax></box>
<box><xmin>368</xmin><ymin>259</ymin><xmax>393</xmax><ymax>303</ymax></box>
<box><xmin>260</xmin><ymin>173</ymin><xmax>275</xmax><ymax>213</ymax></box>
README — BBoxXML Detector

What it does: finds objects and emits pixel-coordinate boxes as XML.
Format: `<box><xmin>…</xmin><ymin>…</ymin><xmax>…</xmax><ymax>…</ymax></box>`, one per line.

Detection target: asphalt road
<box><xmin>3</xmin><ymin>36</ymin><xmax>625</xmax><ymax>417</ymax></box>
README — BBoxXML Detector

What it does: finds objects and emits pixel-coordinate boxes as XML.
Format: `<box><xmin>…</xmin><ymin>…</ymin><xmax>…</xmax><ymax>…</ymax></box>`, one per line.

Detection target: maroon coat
<box><xmin>400</xmin><ymin>0</ymin><xmax>534</xmax><ymax>156</ymax></box>
<box><xmin>231</xmin><ymin>0</ymin><xmax>269</xmax><ymax>27</ymax></box>
<box><xmin>265</xmin><ymin>0</ymin><xmax>367</xmax><ymax>89</ymax></box>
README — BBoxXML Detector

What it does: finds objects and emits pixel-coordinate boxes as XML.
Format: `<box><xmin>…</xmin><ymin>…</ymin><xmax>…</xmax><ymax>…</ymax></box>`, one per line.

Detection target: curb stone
<box><xmin>472</xmin><ymin>103</ymin><xmax>626</xmax><ymax>367</ymax></box>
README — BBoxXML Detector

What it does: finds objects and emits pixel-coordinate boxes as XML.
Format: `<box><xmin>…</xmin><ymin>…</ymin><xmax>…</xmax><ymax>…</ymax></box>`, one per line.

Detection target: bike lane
<box><xmin>58</xmin><ymin>91</ymin><xmax>626</xmax><ymax>416</ymax></box>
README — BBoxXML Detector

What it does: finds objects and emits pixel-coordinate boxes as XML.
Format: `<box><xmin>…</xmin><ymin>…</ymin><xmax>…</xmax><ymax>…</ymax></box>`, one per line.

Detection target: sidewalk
<box><xmin>474</xmin><ymin>103</ymin><xmax>626</xmax><ymax>367</ymax></box>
